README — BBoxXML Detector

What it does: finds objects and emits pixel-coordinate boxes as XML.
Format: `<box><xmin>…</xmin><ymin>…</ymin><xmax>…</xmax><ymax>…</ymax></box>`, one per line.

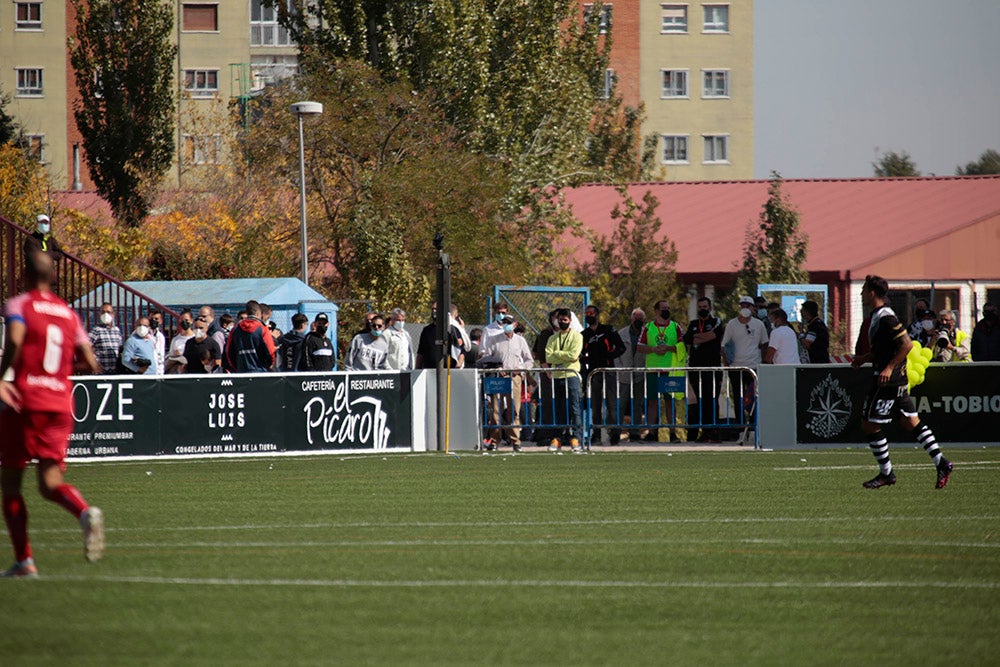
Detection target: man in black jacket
<box><xmin>277</xmin><ymin>313</ymin><xmax>309</xmax><ymax>371</ymax></box>
<box><xmin>581</xmin><ymin>304</ymin><xmax>626</xmax><ymax>444</ymax></box>
<box><xmin>682</xmin><ymin>297</ymin><xmax>723</xmax><ymax>442</ymax></box>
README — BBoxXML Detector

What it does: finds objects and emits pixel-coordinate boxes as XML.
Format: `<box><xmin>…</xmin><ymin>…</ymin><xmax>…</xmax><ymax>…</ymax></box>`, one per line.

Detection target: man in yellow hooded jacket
<box><xmin>545</xmin><ymin>308</ymin><xmax>584</xmax><ymax>452</ymax></box>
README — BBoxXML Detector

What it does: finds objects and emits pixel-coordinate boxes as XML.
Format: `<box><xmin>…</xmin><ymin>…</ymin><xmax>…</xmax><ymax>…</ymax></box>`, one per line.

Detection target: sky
<box><xmin>754</xmin><ymin>0</ymin><xmax>1000</xmax><ymax>179</ymax></box>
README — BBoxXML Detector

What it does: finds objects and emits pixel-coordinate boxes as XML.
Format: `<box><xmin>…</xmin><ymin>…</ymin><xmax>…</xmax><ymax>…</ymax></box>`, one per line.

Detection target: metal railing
<box><xmin>1</xmin><ymin>215</ymin><xmax>180</xmax><ymax>336</ymax></box>
<box><xmin>477</xmin><ymin>366</ymin><xmax>760</xmax><ymax>450</ymax></box>
<box><xmin>586</xmin><ymin>367</ymin><xmax>759</xmax><ymax>448</ymax></box>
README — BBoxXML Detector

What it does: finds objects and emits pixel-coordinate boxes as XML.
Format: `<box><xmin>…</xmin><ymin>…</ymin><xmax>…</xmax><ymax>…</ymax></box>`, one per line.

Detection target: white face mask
<box><xmin>203</xmin><ymin>363</ymin><xmax>215</xmax><ymax>373</ymax></box>
<box><xmin>38</xmin><ymin>223</ymin><xmax>51</xmax><ymax>235</ymax></box>
<box><xmin>100</xmin><ymin>312</ymin><xmax>114</xmax><ymax>326</ymax></box>
<box><xmin>392</xmin><ymin>320</ymin><xmax>405</xmax><ymax>331</ymax></box>
<box><xmin>921</xmin><ymin>319</ymin><xmax>935</xmax><ymax>331</ymax></box>
<box><xmin>194</xmin><ymin>329</ymin><xmax>207</xmax><ymax>340</ymax></box>
<box><xmin>136</xmin><ymin>325</ymin><xmax>149</xmax><ymax>338</ymax></box>
<box><xmin>740</xmin><ymin>308</ymin><xmax>752</xmax><ymax>319</ymax></box>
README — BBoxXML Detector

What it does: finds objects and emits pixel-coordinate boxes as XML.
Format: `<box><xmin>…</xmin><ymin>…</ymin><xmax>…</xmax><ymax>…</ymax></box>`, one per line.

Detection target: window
<box><xmin>15</xmin><ymin>2</ymin><xmax>42</xmax><ymax>30</ymax></box>
<box><xmin>602</xmin><ymin>68</ymin><xmax>616</xmax><ymax>99</ymax></box>
<box><xmin>661</xmin><ymin>70</ymin><xmax>688</xmax><ymax>98</ymax></box>
<box><xmin>183</xmin><ymin>134</ymin><xmax>222</xmax><ymax>165</ymax></box>
<box><xmin>583</xmin><ymin>3</ymin><xmax>613</xmax><ymax>34</ymax></box>
<box><xmin>25</xmin><ymin>135</ymin><xmax>45</xmax><ymax>163</ymax></box>
<box><xmin>661</xmin><ymin>135</ymin><xmax>689</xmax><ymax>163</ymax></box>
<box><xmin>183</xmin><ymin>69</ymin><xmax>219</xmax><ymax>97</ymax></box>
<box><xmin>182</xmin><ymin>3</ymin><xmax>218</xmax><ymax>32</ymax></box>
<box><xmin>703</xmin><ymin>4</ymin><xmax>729</xmax><ymax>32</ymax></box>
<box><xmin>703</xmin><ymin>70</ymin><xmax>729</xmax><ymax>97</ymax></box>
<box><xmin>703</xmin><ymin>135</ymin><xmax>729</xmax><ymax>163</ymax></box>
<box><xmin>661</xmin><ymin>5</ymin><xmax>687</xmax><ymax>33</ymax></box>
<box><xmin>251</xmin><ymin>0</ymin><xmax>293</xmax><ymax>46</ymax></box>
<box><xmin>15</xmin><ymin>68</ymin><xmax>43</xmax><ymax>96</ymax></box>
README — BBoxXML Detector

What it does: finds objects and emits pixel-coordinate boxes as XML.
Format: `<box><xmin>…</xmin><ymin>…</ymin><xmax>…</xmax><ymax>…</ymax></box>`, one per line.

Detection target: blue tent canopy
<box><xmin>75</xmin><ymin>277</ymin><xmax>339</xmax><ymax>350</ymax></box>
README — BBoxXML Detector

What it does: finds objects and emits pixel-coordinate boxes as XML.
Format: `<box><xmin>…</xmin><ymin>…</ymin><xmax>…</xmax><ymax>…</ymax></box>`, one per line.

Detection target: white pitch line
<box><xmin>776</xmin><ymin>460</ymin><xmax>1000</xmax><ymax>472</ymax></box>
<box><xmin>29</xmin><ymin>537</ymin><xmax>999</xmax><ymax>550</ymax></box>
<box><xmin>21</xmin><ymin>575</ymin><xmax>1000</xmax><ymax>590</ymax></box>
<box><xmin>21</xmin><ymin>514</ymin><xmax>999</xmax><ymax>535</ymax></box>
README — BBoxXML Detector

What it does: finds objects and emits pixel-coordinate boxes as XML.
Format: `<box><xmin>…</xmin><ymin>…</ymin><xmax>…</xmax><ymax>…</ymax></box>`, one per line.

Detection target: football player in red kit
<box><xmin>0</xmin><ymin>251</ymin><xmax>104</xmax><ymax>577</ymax></box>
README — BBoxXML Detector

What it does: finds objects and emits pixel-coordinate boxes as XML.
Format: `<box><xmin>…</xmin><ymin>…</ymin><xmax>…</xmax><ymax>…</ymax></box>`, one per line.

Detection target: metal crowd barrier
<box><xmin>477</xmin><ymin>366</ymin><xmax>759</xmax><ymax>450</ymax></box>
<box><xmin>585</xmin><ymin>367</ymin><xmax>759</xmax><ymax>448</ymax></box>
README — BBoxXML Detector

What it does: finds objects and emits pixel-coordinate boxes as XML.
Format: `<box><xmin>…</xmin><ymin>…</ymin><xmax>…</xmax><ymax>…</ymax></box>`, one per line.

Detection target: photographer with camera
<box><xmin>120</xmin><ymin>317</ymin><xmax>157</xmax><ymax>375</ymax></box>
<box><xmin>931</xmin><ymin>310</ymin><xmax>971</xmax><ymax>363</ymax></box>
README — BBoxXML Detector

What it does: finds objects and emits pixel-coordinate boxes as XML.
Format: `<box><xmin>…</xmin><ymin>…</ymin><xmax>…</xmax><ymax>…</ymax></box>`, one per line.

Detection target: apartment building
<box><xmin>584</xmin><ymin>1</ymin><xmax>754</xmax><ymax>181</ymax></box>
<box><xmin>0</xmin><ymin>1</ymin><xmax>298</xmax><ymax>191</ymax></box>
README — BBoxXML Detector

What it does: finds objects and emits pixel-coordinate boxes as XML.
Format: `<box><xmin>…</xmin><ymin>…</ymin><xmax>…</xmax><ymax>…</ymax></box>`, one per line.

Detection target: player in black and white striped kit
<box><xmin>850</xmin><ymin>275</ymin><xmax>953</xmax><ymax>489</ymax></box>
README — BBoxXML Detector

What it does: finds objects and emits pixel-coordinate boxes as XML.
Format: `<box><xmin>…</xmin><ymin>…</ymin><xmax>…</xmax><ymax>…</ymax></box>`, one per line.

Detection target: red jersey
<box><xmin>3</xmin><ymin>290</ymin><xmax>88</xmax><ymax>413</ymax></box>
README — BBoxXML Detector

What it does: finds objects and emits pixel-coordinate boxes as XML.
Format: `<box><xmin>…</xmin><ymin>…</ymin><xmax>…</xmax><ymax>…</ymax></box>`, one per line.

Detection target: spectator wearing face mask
<box><xmin>183</xmin><ymin>318</ymin><xmax>222</xmax><ymax>373</ymax></box>
<box><xmin>683</xmin><ymin>297</ymin><xmax>724</xmax><ymax>442</ymax></box>
<box><xmin>300</xmin><ymin>312</ymin><xmax>335</xmax><ymax>372</ymax></box>
<box><xmin>22</xmin><ymin>214</ymin><xmax>64</xmax><ymax>263</ymax></box>
<box><xmin>147</xmin><ymin>308</ymin><xmax>167</xmax><ymax>374</ymax></box>
<box><xmin>971</xmin><ymin>302</ymin><xmax>1000</xmax><ymax>361</ymax></box>
<box><xmin>166</xmin><ymin>309</ymin><xmax>196</xmax><ymax>374</ymax></box>
<box><xmin>345</xmin><ymin>313</ymin><xmax>390</xmax><ymax>371</ymax></box>
<box><xmin>913</xmin><ymin>308</ymin><xmax>938</xmax><ymax>348</ymax></box>
<box><xmin>120</xmin><ymin>317</ymin><xmax>156</xmax><ymax>375</ymax></box>
<box><xmin>385</xmin><ymin>308</ymin><xmax>415</xmax><ymax>370</ymax></box>
<box><xmin>637</xmin><ymin>300</ymin><xmax>688</xmax><ymax>443</ymax></box>
<box><xmin>581</xmin><ymin>304</ymin><xmax>626</xmax><ymax>444</ymax></box>
<box><xmin>720</xmin><ymin>296</ymin><xmax>769</xmax><ymax>444</ymax></box>
<box><xmin>611</xmin><ymin>308</ymin><xmax>647</xmax><ymax>443</ymax></box>
<box><xmin>89</xmin><ymin>302</ymin><xmax>123</xmax><ymax>374</ymax></box>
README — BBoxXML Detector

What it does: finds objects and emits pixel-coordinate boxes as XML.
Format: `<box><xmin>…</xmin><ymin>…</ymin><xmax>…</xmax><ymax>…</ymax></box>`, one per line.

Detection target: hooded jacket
<box><xmin>223</xmin><ymin>317</ymin><xmax>275</xmax><ymax>372</ymax></box>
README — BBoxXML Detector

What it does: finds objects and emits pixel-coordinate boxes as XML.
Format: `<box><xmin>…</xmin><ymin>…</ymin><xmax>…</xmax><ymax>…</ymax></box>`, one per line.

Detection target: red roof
<box><xmin>561</xmin><ymin>175</ymin><xmax>1000</xmax><ymax>276</ymax></box>
<box><xmin>53</xmin><ymin>190</ymin><xmax>113</xmax><ymax>221</ymax></box>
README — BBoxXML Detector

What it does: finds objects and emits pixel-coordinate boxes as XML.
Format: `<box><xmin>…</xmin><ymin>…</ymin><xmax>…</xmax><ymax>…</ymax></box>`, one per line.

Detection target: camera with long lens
<box><xmin>935</xmin><ymin>326</ymin><xmax>952</xmax><ymax>348</ymax></box>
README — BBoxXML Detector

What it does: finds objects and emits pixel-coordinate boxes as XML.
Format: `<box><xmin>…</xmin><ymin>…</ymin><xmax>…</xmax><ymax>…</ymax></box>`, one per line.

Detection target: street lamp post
<box><xmin>289</xmin><ymin>101</ymin><xmax>323</xmax><ymax>285</ymax></box>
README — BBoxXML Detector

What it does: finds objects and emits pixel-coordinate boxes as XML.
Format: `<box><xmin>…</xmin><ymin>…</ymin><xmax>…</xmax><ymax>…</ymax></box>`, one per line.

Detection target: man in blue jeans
<box><xmin>544</xmin><ymin>308</ymin><xmax>583</xmax><ymax>452</ymax></box>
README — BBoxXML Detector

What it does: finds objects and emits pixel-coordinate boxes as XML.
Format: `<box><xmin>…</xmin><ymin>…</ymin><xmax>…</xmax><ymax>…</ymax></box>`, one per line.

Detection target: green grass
<box><xmin>2</xmin><ymin>448</ymin><xmax>998</xmax><ymax>665</ymax></box>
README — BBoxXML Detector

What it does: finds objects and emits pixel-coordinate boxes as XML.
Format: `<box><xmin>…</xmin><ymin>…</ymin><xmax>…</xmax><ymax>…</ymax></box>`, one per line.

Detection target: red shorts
<box><xmin>0</xmin><ymin>408</ymin><xmax>73</xmax><ymax>471</ymax></box>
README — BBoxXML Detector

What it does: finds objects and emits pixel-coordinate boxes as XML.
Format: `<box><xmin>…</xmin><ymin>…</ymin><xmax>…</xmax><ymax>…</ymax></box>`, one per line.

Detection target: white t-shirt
<box><xmin>767</xmin><ymin>325</ymin><xmax>800</xmax><ymax>364</ymax></box>
<box><xmin>721</xmin><ymin>317</ymin><xmax>768</xmax><ymax>368</ymax></box>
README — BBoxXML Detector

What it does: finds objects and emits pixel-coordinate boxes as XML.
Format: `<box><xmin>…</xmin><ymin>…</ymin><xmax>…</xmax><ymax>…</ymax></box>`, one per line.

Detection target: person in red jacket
<box><xmin>222</xmin><ymin>300</ymin><xmax>276</xmax><ymax>373</ymax></box>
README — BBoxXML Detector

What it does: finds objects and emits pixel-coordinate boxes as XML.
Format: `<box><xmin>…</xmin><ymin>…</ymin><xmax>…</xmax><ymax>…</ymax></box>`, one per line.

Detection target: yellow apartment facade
<box><xmin>585</xmin><ymin>1</ymin><xmax>754</xmax><ymax>181</ymax></box>
<box><xmin>642</xmin><ymin>1</ymin><xmax>754</xmax><ymax>180</ymax></box>
<box><xmin>0</xmin><ymin>1</ymin><xmax>299</xmax><ymax>192</ymax></box>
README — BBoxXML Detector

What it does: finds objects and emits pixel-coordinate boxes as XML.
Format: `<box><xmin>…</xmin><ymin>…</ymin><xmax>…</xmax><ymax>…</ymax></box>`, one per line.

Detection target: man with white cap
<box><xmin>720</xmin><ymin>295</ymin><xmax>769</xmax><ymax>443</ymax></box>
<box><xmin>22</xmin><ymin>214</ymin><xmax>64</xmax><ymax>263</ymax></box>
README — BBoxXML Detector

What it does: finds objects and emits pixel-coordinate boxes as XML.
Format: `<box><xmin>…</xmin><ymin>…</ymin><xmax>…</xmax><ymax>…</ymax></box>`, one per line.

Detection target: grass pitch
<box><xmin>2</xmin><ymin>448</ymin><xmax>998</xmax><ymax>665</ymax></box>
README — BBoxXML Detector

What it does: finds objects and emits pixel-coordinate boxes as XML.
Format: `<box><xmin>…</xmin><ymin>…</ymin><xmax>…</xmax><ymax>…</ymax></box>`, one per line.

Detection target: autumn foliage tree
<box><xmin>70</xmin><ymin>0</ymin><xmax>177</xmax><ymax>227</ymax></box>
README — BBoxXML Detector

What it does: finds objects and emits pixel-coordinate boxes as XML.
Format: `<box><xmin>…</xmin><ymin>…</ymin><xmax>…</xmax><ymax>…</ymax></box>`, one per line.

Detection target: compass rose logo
<box><xmin>805</xmin><ymin>374</ymin><xmax>852</xmax><ymax>438</ymax></box>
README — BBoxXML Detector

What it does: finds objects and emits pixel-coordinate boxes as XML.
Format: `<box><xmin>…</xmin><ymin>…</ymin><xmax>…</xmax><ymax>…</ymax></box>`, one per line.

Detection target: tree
<box><xmin>0</xmin><ymin>143</ymin><xmax>51</xmax><ymax>227</ymax></box>
<box><xmin>956</xmin><ymin>149</ymin><xmax>1000</xmax><ymax>175</ymax></box>
<box><xmin>873</xmin><ymin>150</ymin><xmax>920</xmax><ymax>177</ymax></box>
<box><xmin>237</xmin><ymin>60</ymin><xmax>525</xmax><ymax>319</ymax></box>
<box><xmin>578</xmin><ymin>188</ymin><xmax>684</xmax><ymax>324</ymax></box>
<box><xmin>268</xmin><ymin>0</ymin><xmax>642</xmax><ymax>204</ymax></box>
<box><xmin>0</xmin><ymin>87</ymin><xmax>20</xmax><ymax>146</ymax></box>
<box><xmin>69</xmin><ymin>0</ymin><xmax>177</xmax><ymax>227</ymax></box>
<box><xmin>728</xmin><ymin>173</ymin><xmax>809</xmax><ymax>316</ymax></box>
